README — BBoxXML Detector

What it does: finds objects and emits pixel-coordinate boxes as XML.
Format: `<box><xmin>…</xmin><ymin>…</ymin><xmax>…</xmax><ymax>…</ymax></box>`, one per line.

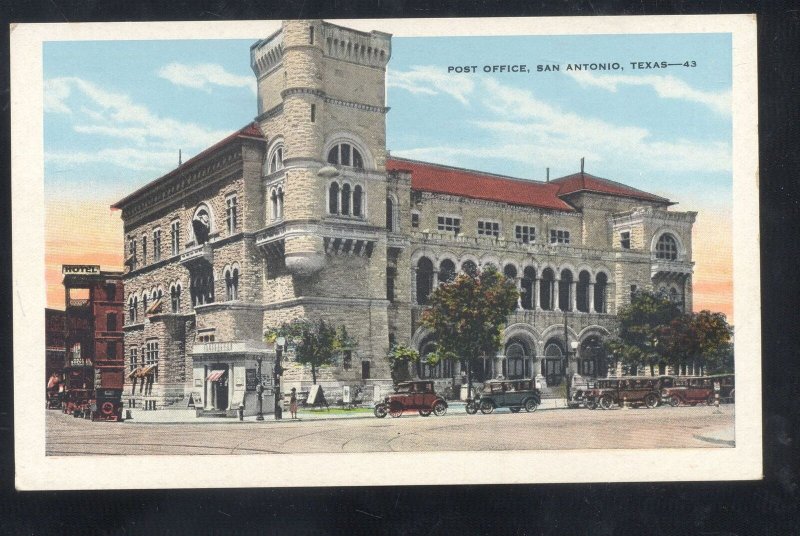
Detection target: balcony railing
<box><xmin>180</xmin><ymin>243</ymin><xmax>213</xmax><ymax>266</ymax></box>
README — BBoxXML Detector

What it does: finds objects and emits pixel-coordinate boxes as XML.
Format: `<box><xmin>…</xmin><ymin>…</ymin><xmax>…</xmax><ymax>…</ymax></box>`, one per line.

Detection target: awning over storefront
<box><xmin>127</xmin><ymin>368</ymin><xmax>141</xmax><ymax>379</ymax></box>
<box><xmin>206</xmin><ymin>370</ymin><xmax>227</xmax><ymax>382</ymax></box>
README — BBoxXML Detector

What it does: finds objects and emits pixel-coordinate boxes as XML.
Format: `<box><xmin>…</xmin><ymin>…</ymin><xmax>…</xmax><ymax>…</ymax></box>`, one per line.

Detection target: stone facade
<box><xmin>113</xmin><ymin>20</ymin><xmax>696</xmax><ymax>414</ymax></box>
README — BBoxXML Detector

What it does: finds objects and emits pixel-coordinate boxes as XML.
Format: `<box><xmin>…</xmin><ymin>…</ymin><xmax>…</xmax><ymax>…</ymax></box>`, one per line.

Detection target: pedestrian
<box><xmin>290</xmin><ymin>387</ymin><xmax>298</xmax><ymax>419</ymax></box>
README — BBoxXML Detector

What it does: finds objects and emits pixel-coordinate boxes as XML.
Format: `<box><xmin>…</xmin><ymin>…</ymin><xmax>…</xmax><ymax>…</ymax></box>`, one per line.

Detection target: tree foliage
<box><xmin>421</xmin><ymin>266</ymin><xmax>519</xmax><ymax>391</ymax></box>
<box><xmin>264</xmin><ymin>319</ymin><xmax>356</xmax><ymax>384</ymax></box>
<box><xmin>607</xmin><ymin>291</ymin><xmax>734</xmax><ymax>375</ymax></box>
<box><xmin>386</xmin><ymin>344</ymin><xmax>419</xmax><ymax>383</ymax></box>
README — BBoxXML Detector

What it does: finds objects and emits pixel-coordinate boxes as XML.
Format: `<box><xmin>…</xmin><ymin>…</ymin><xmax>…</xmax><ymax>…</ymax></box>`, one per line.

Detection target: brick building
<box><xmin>112</xmin><ymin>20</ymin><xmax>695</xmax><ymax>415</ymax></box>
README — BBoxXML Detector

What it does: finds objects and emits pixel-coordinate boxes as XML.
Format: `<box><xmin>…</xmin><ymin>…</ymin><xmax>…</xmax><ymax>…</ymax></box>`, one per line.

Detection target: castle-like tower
<box><xmin>251</xmin><ymin>21</ymin><xmax>395</xmax><ymax>382</ymax></box>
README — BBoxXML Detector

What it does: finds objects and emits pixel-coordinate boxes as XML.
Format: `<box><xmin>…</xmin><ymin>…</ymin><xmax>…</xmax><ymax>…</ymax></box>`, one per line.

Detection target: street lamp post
<box><xmin>274</xmin><ymin>336</ymin><xmax>285</xmax><ymax>420</ymax></box>
<box><xmin>255</xmin><ymin>356</ymin><xmax>264</xmax><ymax>421</ymax></box>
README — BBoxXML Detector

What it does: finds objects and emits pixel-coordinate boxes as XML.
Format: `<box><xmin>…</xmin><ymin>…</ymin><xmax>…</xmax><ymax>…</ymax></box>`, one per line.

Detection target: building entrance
<box><xmin>207</xmin><ymin>366</ymin><xmax>229</xmax><ymax>410</ymax></box>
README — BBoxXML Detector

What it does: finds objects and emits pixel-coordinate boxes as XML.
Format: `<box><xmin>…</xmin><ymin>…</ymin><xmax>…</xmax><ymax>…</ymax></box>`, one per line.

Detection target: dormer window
<box><xmin>327</xmin><ymin>143</ymin><xmax>364</xmax><ymax>169</ymax></box>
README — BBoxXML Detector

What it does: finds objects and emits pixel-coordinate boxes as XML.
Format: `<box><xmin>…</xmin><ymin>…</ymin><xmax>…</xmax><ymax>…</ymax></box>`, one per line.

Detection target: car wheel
<box><xmin>599</xmin><ymin>394</ymin><xmax>614</xmax><ymax>410</ymax></box>
<box><xmin>465</xmin><ymin>401</ymin><xmax>478</xmax><ymax>415</ymax></box>
<box><xmin>388</xmin><ymin>404</ymin><xmax>403</xmax><ymax>418</ymax></box>
<box><xmin>479</xmin><ymin>400</ymin><xmax>495</xmax><ymax>414</ymax></box>
<box><xmin>669</xmin><ymin>396</ymin><xmax>681</xmax><ymax>407</ymax></box>
<box><xmin>418</xmin><ymin>409</ymin><xmax>431</xmax><ymax>417</ymax></box>
<box><xmin>509</xmin><ymin>407</ymin><xmax>521</xmax><ymax>413</ymax></box>
<box><xmin>433</xmin><ymin>401</ymin><xmax>447</xmax><ymax>416</ymax></box>
<box><xmin>645</xmin><ymin>393</ymin><xmax>659</xmax><ymax>409</ymax></box>
<box><xmin>524</xmin><ymin>398</ymin><xmax>538</xmax><ymax>413</ymax></box>
<box><xmin>586</xmin><ymin>400</ymin><xmax>597</xmax><ymax>410</ymax></box>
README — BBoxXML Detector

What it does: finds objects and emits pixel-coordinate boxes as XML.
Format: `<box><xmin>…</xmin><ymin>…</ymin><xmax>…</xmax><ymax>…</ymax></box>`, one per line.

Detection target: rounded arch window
<box><xmin>268</xmin><ymin>144</ymin><xmax>284</xmax><ymax>174</ymax></box>
<box><xmin>461</xmin><ymin>260</ymin><xmax>478</xmax><ymax>278</ymax></box>
<box><xmin>655</xmin><ymin>233</ymin><xmax>678</xmax><ymax>260</ymax></box>
<box><xmin>439</xmin><ymin>259</ymin><xmax>456</xmax><ymax>283</ymax></box>
<box><xmin>416</xmin><ymin>257</ymin><xmax>434</xmax><ymax>305</ymax></box>
<box><xmin>327</xmin><ymin>142</ymin><xmax>364</xmax><ymax>169</ymax></box>
<box><xmin>191</xmin><ymin>205</ymin><xmax>212</xmax><ymax>245</ymax></box>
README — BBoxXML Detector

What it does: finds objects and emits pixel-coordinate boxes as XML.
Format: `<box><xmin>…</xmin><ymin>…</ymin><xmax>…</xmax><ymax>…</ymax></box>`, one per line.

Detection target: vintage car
<box><xmin>373</xmin><ymin>380</ymin><xmax>448</xmax><ymax>418</ymax></box>
<box><xmin>584</xmin><ymin>377</ymin><xmax>663</xmax><ymax>409</ymax></box>
<box><xmin>466</xmin><ymin>379</ymin><xmax>541</xmax><ymax>414</ymax></box>
<box><xmin>708</xmin><ymin>373</ymin><xmax>735</xmax><ymax>403</ymax></box>
<box><xmin>660</xmin><ymin>376</ymin><xmax>716</xmax><ymax>406</ymax></box>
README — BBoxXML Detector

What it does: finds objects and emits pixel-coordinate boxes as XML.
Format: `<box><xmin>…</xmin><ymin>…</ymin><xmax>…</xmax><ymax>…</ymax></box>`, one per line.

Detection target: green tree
<box><xmin>605</xmin><ymin>290</ymin><xmax>682</xmax><ymax>375</ymax></box>
<box><xmin>657</xmin><ymin>310</ymin><xmax>734</xmax><ymax>373</ymax></box>
<box><xmin>386</xmin><ymin>344</ymin><xmax>420</xmax><ymax>383</ymax></box>
<box><xmin>421</xmin><ymin>266</ymin><xmax>519</xmax><ymax>397</ymax></box>
<box><xmin>265</xmin><ymin>319</ymin><xmax>356</xmax><ymax>384</ymax></box>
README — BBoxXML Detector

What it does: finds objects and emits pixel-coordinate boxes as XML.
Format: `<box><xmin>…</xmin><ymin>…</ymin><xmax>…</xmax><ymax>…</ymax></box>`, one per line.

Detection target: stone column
<box><xmin>411</xmin><ymin>267</ymin><xmax>417</xmax><ymax>304</ymax></box>
<box><xmin>570</xmin><ymin>281</ymin><xmax>577</xmax><ymax>312</ymax></box>
<box><xmin>553</xmin><ymin>278</ymin><xmax>561</xmax><ymax>312</ymax></box>
<box><xmin>432</xmin><ymin>269</ymin><xmax>439</xmax><ymax>287</ymax></box>
<box><xmin>515</xmin><ymin>277</ymin><xmax>523</xmax><ymax>310</ymax></box>
<box><xmin>588</xmin><ymin>282</ymin><xmax>595</xmax><ymax>313</ymax></box>
<box><xmin>534</xmin><ymin>278</ymin><xmax>542</xmax><ymax>311</ymax></box>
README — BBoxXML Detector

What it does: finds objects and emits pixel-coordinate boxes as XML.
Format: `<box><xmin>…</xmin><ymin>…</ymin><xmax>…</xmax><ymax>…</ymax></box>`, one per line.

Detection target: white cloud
<box><xmin>44</xmin><ymin>76</ymin><xmax>234</xmax><ymax>162</ymax></box>
<box><xmin>392</xmin><ymin>74</ymin><xmax>731</xmax><ymax>175</ymax></box>
<box><xmin>158</xmin><ymin>62</ymin><xmax>256</xmax><ymax>94</ymax></box>
<box><xmin>45</xmin><ymin>147</ymin><xmax>177</xmax><ymax>171</ymax></box>
<box><xmin>566</xmin><ymin>70</ymin><xmax>731</xmax><ymax>116</ymax></box>
<box><xmin>387</xmin><ymin>65</ymin><xmax>475</xmax><ymax>105</ymax></box>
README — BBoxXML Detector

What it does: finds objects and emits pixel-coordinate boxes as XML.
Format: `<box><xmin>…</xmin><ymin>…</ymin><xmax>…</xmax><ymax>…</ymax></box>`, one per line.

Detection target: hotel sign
<box><xmin>62</xmin><ymin>265</ymin><xmax>100</xmax><ymax>275</ymax></box>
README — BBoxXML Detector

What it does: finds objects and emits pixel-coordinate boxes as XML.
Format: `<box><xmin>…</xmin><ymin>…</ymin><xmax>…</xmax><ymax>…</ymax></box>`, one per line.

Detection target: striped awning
<box><xmin>127</xmin><ymin>367</ymin><xmax>141</xmax><ymax>379</ymax></box>
<box><xmin>137</xmin><ymin>364</ymin><xmax>157</xmax><ymax>377</ymax></box>
<box><xmin>146</xmin><ymin>298</ymin><xmax>163</xmax><ymax>315</ymax></box>
<box><xmin>206</xmin><ymin>370</ymin><xmax>226</xmax><ymax>382</ymax></box>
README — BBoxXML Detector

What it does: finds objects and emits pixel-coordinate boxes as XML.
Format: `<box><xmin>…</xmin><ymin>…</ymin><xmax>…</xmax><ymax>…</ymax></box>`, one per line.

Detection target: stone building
<box><xmin>112</xmin><ymin>20</ymin><xmax>695</xmax><ymax>414</ymax></box>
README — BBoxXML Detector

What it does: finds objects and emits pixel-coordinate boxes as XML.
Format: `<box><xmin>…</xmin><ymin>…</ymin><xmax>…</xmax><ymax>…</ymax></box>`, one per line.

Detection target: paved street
<box><xmin>46</xmin><ymin>404</ymin><xmax>734</xmax><ymax>456</ymax></box>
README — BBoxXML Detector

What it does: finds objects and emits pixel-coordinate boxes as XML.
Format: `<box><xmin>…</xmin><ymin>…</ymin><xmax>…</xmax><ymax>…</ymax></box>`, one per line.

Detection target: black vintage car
<box><xmin>466</xmin><ymin>379</ymin><xmax>541</xmax><ymax>414</ymax></box>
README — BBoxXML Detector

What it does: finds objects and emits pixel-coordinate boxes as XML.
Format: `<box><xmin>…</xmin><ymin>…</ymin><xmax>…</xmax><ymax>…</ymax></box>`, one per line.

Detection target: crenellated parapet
<box><xmin>250</xmin><ymin>29</ymin><xmax>284</xmax><ymax>79</ymax></box>
<box><xmin>320</xmin><ymin>22</ymin><xmax>391</xmax><ymax>69</ymax></box>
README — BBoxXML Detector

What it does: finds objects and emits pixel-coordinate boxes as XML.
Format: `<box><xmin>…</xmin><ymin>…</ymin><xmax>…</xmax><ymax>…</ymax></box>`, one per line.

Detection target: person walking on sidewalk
<box><xmin>289</xmin><ymin>388</ymin><xmax>298</xmax><ymax>419</ymax></box>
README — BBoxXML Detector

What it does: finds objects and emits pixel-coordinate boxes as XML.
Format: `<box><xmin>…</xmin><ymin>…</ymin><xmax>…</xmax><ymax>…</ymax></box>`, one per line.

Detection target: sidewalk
<box><xmin>123</xmin><ymin>398</ymin><xmax>572</xmax><ymax>424</ymax></box>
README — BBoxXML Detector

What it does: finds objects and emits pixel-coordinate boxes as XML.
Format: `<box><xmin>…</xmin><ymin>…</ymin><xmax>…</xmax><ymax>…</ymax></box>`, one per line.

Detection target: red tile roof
<box><xmin>387</xmin><ymin>157</ymin><xmax>672</xmax><ymax>210</ymax></box>
<box><xmin>386</xmin><ymin>157</ymin><xmax>575</xmax><ymax>212</ymax></box>
<box><xmin>112</xmin><ymin>122</ymin><xmax>265</xmax><ymax>210</ymax></box>
<box><xmin>550</xmin><ymin>172</ymin><xmax>672</xmax><ymax>204</ymax></box>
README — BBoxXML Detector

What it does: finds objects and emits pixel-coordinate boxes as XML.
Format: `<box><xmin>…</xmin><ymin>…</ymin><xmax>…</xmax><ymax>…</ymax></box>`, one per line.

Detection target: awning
<box><xmin>127</xmin><ymin>367</ymin><xmax>142</xmax><ymax>379</ymax></box>
<box><xmin>124</xmin><ymin>254</ymin><xmax>136</xmax><ymax>266</ymax></box>
<box><xmin>146</xmin><ymin>298</ymin><xmax>163</xmax><ymax>315</ymax></box>
<box><xmin>206</xmin><ymin>370</ymin><xmax>227</xmax><ymax>382</ymax></box>
<box><xmin>137</xmin><ymin>364</ymin><xmax>157</xmax><ymax>377</ymax></box>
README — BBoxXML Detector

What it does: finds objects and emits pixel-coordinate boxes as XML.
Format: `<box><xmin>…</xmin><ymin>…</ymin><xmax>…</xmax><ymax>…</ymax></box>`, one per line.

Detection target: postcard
<box><xmin>12</xmin><ymin>15</ymin><xmax>760</xmax><ymax>489</ymax></box>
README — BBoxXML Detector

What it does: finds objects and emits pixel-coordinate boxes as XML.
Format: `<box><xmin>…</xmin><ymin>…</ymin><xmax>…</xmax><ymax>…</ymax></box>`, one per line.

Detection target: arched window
<box><xmin>171</xmin><ymin>284</ymin><xmax>182</xmax><ymax>313</ymax></box>
<box><xmin>191</xmin><ymin>267</ymin><xmax>215</xmax><ymax>307</ymax></box>
<box><xmin>386</xmin><ymin>197</ymin><xmax>394</xmax><ymax>231</ymax></box>
<box><xmin>594</xmin><ymin>273</ymin><xmax>608</xmax><ymax>313</ymax></box>
<box><xmin>521</xmin><ymin>266</ymin><xmax>535</xmax><ymax>310</ymax></box>
<box><xmin>192</xmin><ymin>206</ymin><xmax>211</xmax><ymax>245</ymax></box>
<box><xmin>439</xmin><ymin>259</ymin><xmax>456</xmax><ymax>283</ymax></box>
<box><xmin>128</xmin><ymin>296</ymin><xmax>137</xmax><ymax>323</ymax></box>
<box><xmin>353</xmin><ymin>185</ymin><xmax>363</xmax><ymax>217</ymax></box>
<box><xmin>577</xmin><ymin>270</ymin><xmax>591</xmax><ymax>313</ymax></box>
<box><xmin>328</xmin><ymin>182</ymin><xmax>339</xmax><ymax>214</ymax></box>
<box><xmin>505</xmin><ymin>340</ymin><xmax>528</xmax><ymax>379</ymax></box>
<box><xmin>542</xmin><ymin>341</ymin><xmax>564</xmax><ymax>386</ymax></box>
<box><xmin>269</xmin><ymin>145</ymin><xmax>284</xmax><ymax>173</ymax></box>
<box><xmin>141</xmin><ymin>291</ymin><xmax>148</xmax><ymax>316</ymax></box>
<box><xmin>327</xmin><ymin>143</ymin><xmax>364</xmax><ymax>169</ymax></box>
<box><xmin>540</xmin><ymin>268</ymin><xmax>555</xmax><ymax>310</ymax></box>
<box><xmin>559</xmin><ymin>269</ymin><xmax>573</xmax><ymax>311</ymax></box>
<box><xmin>655</xmin><ymin>233</ymin><xmax>678</xmax><ymax>260</ymax></box>
<box><xmin>503</xmin><ymin>264</ymin><xmax>517</xmax><ymax>281</ymax></box>
<box><xmin>341</xmin><ymin>183</ymin><xmax>351</xmax><ymax>215</ymax></box>
<box><xmin>225</xmin><ymin>267</ymin><xmax>239</xmax><ymax>301</ymax></box>
<box><xmin>461</xmin><ymin>260</ymin><xmax>478</xmax><ymax>278</ymax></box>
<box><xmin>579</xmin><ymin>336</ymin><xmax>606</xmax><ymax>377</ymax></box>
<box><xmin>416</xmin><ymin>257</ymin><xmax>434</xmax><ymax>305</ymax></box>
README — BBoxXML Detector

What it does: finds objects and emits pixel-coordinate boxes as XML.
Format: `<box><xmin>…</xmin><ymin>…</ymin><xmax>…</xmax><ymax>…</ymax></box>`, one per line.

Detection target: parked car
<box><xmin>660</xmin><ymin>376</ymin><xmax>716</xmax><ymax>406</ymax></box>
<box><xmin>707</xmin><ymin>373</ymin><xmax>735</xmax><ymax>403</ymax></box>
<box><xmin>466</xmin><ymin>379</ymin><xmax>541</xmax><ymax>414</ymax></box>
<box><xmin>584</xmin><ymin>377</ymin><xmax>663</xmax><ymax>409</ymax></box>
<box><xmin>373</xmin><ymin>380</ymin><xmax>448</xmax><ymax>418</ymax></box>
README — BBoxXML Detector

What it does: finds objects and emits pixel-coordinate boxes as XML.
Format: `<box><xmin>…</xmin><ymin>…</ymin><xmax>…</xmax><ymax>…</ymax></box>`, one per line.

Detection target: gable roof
<box><xmin>386</xmin><ymin>157</ymin><xmax>672</xmax><ymax>210</ymax></box>
<box><xmin>550</xmin><ymin>171</ymin><xmax>672</xmax><ymax>205</ymax></box>
<box><xmin>386</xmin><ymin>157</ymin><xmax>575</xmax><ymax>212</ymax></box>
<box><xmin>112</xmin><ymin>122</ymin><xmax>265</xmax><ymax>210</ymax></box>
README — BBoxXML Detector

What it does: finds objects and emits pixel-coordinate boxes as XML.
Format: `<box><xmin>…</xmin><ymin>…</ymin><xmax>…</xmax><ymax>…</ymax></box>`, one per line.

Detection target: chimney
<box><xmin>179</xmin><ymin>149</ymin><xmax>182</xmax><ymax>166</ymax></box>
<box><xmin>580</xmin><ymin>157</ymin><xmax>584</xmax><ymax>173</ymax></box>
<box><xmin>546</xmin><ymin>167</ymin><xmax>550</xmax><ymax>183</ymax></box>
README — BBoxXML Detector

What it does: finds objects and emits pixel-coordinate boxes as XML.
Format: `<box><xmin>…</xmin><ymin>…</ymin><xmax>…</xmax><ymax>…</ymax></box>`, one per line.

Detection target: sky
<box><xmin>43</xmin><ymin>30</ymin><xmax>733</xmax><ymax>320</ymax></box>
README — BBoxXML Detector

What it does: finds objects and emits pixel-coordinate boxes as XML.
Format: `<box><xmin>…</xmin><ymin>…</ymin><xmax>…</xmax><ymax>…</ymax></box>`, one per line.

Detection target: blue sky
<box><xmin>44</xmin><ymin>32</ymin><xmax>732</xmax><ymax>211</ymax></box>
